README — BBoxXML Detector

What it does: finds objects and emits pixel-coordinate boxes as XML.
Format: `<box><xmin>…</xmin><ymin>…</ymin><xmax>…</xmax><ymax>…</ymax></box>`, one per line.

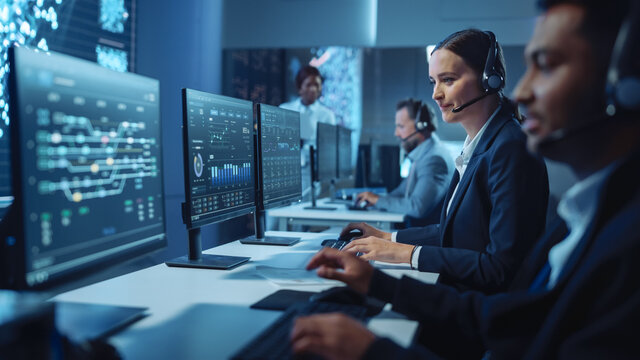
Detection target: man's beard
<box><xmin>402</xmin><ymin>136</ymin><xmax>421</xmax><ymax>153</ymax></box>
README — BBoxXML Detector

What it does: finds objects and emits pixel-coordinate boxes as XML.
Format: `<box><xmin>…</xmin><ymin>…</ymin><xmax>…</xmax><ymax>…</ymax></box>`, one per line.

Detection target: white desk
<box><xmin>54</xmin><ymin>231</ymin><xmax>426</xmax><ymax>359</ymax></box>
<box><xmin>267</xmin><ymin>198</ymin><xmax>406</xmax><ymax>231</ymax></box>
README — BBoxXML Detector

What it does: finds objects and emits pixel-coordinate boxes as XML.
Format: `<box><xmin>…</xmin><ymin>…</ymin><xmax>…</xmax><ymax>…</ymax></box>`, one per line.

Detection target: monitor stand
<box><xmin>240</xmin><ymin>210</ymin><xmax>300</xmax><ymax>246</ymax></box>
<box><xmin>304</xmin><ymin>181</ymin><xmax>336</xmax><ymax>210</ymax></box>
<box><xmin>165</xmin><ymin>228</ymin><xmax>250</xmax><ymax>270</ymax></box>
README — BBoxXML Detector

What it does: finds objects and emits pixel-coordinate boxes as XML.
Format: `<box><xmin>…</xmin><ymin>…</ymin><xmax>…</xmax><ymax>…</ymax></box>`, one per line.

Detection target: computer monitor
<box><xmin>316</xmin><ymin>122</ymin><xmax>337</xmax><ymax>182</ymax></box>
<box><xmin>1</xmin><ymin>46</ymin><xmax>166</xmax><ymax>290</ymax></box>
<box><xmin>239</xmin><ymin>104</ymin><xmax>301</xmax><ymax>246</ymax></box>
<box><xmin>304</xmin><ymin>123</ymin><xmax>338</xmax><ymax>210</ymax></box>
<box><xmin>0</xmin><ymin>145</ymin><xmax>10</xmax><ymax>220</ymax></box>
<box><xmin>165</xmin><ymin>89</ymin><xmax>254</xmax><ymax>269</ymax></box>
<box><xmin>1</xmin><ymin>46</ymin><xmax>163</xmax><ymax>339</ymax></box>
<box><xmin>337</xmin><ymin>126</ymin><xmax>353</xmax><ymax>179</ymax></box>
<box><xmin>373</xmin><ymin>143</ymin><xmax>402</xmax><ymax>192</ymax></box>
<box><xmin>369</xmin><ymin>139</ymin><xmax>384</xmax><ymax>186</ymax></box>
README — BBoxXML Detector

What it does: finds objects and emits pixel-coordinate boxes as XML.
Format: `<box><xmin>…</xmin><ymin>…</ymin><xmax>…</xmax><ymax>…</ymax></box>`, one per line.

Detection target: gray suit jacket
<box><xmin>376</xmin><ymin>134</ymin><xmax>454</xmax><ymax>222</ymax></box>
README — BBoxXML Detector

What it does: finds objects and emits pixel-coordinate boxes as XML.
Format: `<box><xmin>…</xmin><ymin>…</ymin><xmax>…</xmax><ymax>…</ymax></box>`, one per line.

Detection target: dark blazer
<box><xmin>365</xmin><ymin>148</ymin><xmax>640</xmax><ymax>359</ymax></box>
<box><xmin>397</xmin><ymin>105</ymin><xmax>549</xmax><ymax>293</ymax></box>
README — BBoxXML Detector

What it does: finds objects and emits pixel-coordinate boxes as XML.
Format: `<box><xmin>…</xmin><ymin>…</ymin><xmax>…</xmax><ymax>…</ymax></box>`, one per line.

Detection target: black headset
<box><xmin>481</xmin><ymin>31</ymin><xmax>505</xmax><ymax>94</ymax></box>
<box><xmin>605</xmin><ymin>0</ymin><xmax>640</xmax><ymax>116</ymax></box>
<box><xmin>533</xmin><ymin>2</ymin><xmax>639</xmax><ymax>148</ymax></box>
<box><xmin>414</xmin><ymin>101</ymin><xmax>436</xmax><ymax>133</ymax></box>
<box><xmin>448</xmin><ymin>31</ymin><xmax>505</xmax><ymax>114</ymax></box>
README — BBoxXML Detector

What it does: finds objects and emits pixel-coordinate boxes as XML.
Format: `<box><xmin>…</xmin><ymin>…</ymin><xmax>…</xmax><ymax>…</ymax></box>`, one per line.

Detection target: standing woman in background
<box><xmin>280</xmin><ymin>65</ymin><xmax>336</xmax><ymax>145</ymax></box>
<box><xmin>342</xmin><ymin>29</ymin><xmax>549</xmax><ymax>293</ymax></box>
<box><xmin>280</xmin><ymin>65</ymin><xmax>336</xmax><ymax>201</ymax></box>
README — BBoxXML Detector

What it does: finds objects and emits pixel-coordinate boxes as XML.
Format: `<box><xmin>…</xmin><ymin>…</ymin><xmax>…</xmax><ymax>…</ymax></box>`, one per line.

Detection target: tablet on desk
<box><xmin>55</xmin><ymin>302</ymin><xmax>148</xmax><ymax>341</ymax></box>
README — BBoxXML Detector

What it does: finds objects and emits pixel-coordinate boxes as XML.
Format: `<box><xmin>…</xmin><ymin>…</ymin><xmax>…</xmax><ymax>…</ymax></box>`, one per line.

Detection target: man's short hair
<box><xmin>396</xmin><ymin>98</ymin><xmax>436</xmax><ymax>132</ymax></box>
<box><xmin>537</xmin><ymin>0</ymin><xmax>630</xmax><ymax>73</ymax></box>
<box><xmin>396</xmin><ymin>98</ymin><xmax>422</xmax><ymax>120</ymax></box>
<box><xmin>295</xmin><ymin>65</ymin><xmax>324</xmax><ymax>90</ymax></box>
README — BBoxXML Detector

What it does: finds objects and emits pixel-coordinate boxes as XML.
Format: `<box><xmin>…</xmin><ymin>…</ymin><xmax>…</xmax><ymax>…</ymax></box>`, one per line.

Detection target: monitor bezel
<box><xmin>255</xmin><ymin>103</ymin><xmax>302</xmax><ymax>211</ymax></box>
<box><xmin>3</xmin><ymin>46</ymin><xmax>167</xmax><ymax>290</ymax></box>
<box><xmin>181</xmin><ymin>88</ymin><xmax>256</xmax><ymax>230</ymax></box>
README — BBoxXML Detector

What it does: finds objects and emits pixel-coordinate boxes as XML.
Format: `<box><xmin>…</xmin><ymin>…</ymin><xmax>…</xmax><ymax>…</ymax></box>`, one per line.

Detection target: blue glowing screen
<box><xmin>0</xmin><ymin>0</ymin><xmax>135</xmax><ymax>217</ymax></box>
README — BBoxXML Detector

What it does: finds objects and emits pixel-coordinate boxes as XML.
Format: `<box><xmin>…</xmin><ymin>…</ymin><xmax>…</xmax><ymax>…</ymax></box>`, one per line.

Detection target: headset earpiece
<box><xmin>482</xmin><ymin>31</ymin><xmax>505</xmax><ymax>94</ymax></box>
<box><xmin>605</xmin><ymin>1</ymin><xmax>640</xmax><ymax>116</ymax></box>
<box><xmin>414</xmin><ymin>102</ymin><xmax>436</xmax><ymax>133</ymax></box>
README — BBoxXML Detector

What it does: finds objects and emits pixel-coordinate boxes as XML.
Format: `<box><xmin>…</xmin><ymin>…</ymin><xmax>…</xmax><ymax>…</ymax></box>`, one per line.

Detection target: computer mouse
<box><xmin>338</xmin><ymin>229</ymin><xmax>364</xmax><ymax>242</ymax></box>
<box><xmin>309</xmin><ymin>286</ymin><xmax>366</xmax><ymax>306</ymax></box>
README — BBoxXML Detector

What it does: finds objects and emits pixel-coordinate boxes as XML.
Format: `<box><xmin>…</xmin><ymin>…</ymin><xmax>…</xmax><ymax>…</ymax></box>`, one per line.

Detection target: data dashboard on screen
<box><xmin>7</xmin><ymin>46</ymin><xmax>165</xmax><ymax>288</ymax></box>
<box><xmin>182</xmin><ymin>89</ymin><xmax>255</xmax><ymax>229</ymax></box>
<box><xmin>259</xmin><ymin>104</ymin><xmax>301</xmax><ymax>209</ymax></box>
<box><xmin>0</xmin><ymin>0</ymin><xmax>137</xmax><ymax>220</ymax></box>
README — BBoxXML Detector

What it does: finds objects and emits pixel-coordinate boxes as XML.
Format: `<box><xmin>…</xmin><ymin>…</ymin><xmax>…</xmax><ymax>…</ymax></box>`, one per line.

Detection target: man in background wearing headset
<box><xmin>356</xmin><ymin>99</ymin><xmax>454</xmax><ymax>226</ymax></box>
<box><xmin>290</xmin><ymin>0</ymin><xmax>640</xmax><ymax>358</ymax></box>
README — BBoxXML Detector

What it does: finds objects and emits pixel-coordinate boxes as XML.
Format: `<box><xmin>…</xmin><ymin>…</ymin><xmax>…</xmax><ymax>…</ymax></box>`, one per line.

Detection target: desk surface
<box><xmin>54</xmin><ymin>231</ymin><xmax>427</xmax><ymax>359</ymax></box>
<box><xmin>267</xmin><ymin>198</ymin><xmax>405</xmax><ymax>222</ymax></box>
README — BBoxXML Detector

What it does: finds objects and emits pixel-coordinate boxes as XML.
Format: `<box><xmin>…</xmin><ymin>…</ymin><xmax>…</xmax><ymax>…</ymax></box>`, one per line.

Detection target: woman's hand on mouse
<box><xmin>340</xmin><ymin>222</ymin><xmax>391</xmax><ymax>241</ymax></box>
<box><xmin>343</xmin><ymin>238</ymin><xmax>414</xmax><ymax>264</ymax></box>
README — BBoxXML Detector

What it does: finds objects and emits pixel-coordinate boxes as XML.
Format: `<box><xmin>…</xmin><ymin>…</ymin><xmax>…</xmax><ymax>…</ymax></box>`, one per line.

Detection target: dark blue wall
<box><xmin>135</xmin><ymin>0</ymin><xmax>228</xmax><ymax>264</ymax></box>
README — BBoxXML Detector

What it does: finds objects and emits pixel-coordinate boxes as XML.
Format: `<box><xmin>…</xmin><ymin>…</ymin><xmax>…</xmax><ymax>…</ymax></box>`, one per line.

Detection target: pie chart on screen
<box><xmin>194</xmin><ymin>153</ymin><xmax>203</xmax><ymax>177</ymax></box>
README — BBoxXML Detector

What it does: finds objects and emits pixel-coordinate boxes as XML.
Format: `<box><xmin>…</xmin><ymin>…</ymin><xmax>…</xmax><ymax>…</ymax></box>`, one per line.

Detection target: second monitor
<box><xmin>240</xmin><ymin>104</ymin><xmax>302</xmax><ymax>246</ymax></box>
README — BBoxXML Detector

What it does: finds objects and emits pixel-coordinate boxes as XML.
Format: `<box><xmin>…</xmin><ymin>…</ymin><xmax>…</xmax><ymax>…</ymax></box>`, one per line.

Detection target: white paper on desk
<box><xmin>255</xmin><ymin>265</ymin><xmax>341</xmax><ymax>286</ymax></box>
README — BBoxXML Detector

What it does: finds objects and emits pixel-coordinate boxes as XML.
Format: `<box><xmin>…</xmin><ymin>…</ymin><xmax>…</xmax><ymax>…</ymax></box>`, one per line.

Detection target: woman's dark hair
<box><xmin>295</xmin><ymin>65</ymin><xmax>324</xmax><ymax>90</ymax></box>
<box><xmin>432</xmin><ymin>29</ymin><xmax>523</xmax><ymax>122</ymax></box>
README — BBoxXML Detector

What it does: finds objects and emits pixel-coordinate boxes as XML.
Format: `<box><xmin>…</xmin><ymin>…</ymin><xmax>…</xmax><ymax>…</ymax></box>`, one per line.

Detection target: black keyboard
<box><xmin>321</xmin><ymin>239</ymin><xmax>349</xmax><ymax>250</ymax></box>
<box><xmin>232</xmin><ymin>301</ymin><xmax>368</xmax><ymax>360</ymax></box>
<box><xmin>321</xmin><ymin>239</ymin><xmax>364</xmax><ymax>257</ymax></box>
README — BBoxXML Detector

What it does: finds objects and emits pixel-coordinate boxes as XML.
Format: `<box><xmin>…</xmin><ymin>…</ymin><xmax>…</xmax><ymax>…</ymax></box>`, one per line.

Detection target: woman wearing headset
<box><xmin>341</xmin><ymin>29</ymin><xmax>550</xmax><ymax>294</ymax></box>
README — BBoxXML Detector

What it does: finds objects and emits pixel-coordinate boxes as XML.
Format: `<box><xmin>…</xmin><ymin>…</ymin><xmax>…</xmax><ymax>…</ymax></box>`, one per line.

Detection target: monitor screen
<box><xmin>182</xmin><ymin>89</ymin><xmax>255</xmax><ymax>229</ymax></box>
<box><xmin>337</xmin><ymin>126</ymin><xmax>352</xmax><ymax>179</ymax></box>
<box><xmin>369</xmin><ymin>139</ymin><xmax>383</xmax><ymax>185</ymax></box>
<box><xmin>316</xmin><ymin>122</ymin><xmax>337</xmax><ymax>182</ymax></box>
<box><xmin>257</xmin><ymin>104</ymin><xmax>301</xmax><ymax>210</ymax></box>
<box><xmin>0</xmin><ymin>140</ymin><xmax>10</xmax><ymax>220</ymax></box>
<box><xmin>5</xmin><ymin>46</ymin><xmax>166</xmax><ymax>289</ymax></box>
